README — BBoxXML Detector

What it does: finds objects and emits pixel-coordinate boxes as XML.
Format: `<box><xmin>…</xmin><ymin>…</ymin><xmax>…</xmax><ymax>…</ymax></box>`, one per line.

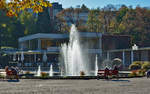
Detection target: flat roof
<box><xmin>108</xmin><ymin>47</ymin><xmax>150</xmax><ymax>52</ymax></box>
<box><xmin>18</xmin><ymin>32</ymin><xmax>102</xmax><ymax>42</ymax></box>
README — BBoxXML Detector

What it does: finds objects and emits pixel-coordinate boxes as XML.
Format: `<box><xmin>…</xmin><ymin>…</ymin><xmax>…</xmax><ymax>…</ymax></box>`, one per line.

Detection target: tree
<box><xmin>0</xmin><ymin>0</ymin><xmax>52</xmax><ymax>17</ymax></box>
<box><xmin>118</xmin><ymin>6</ymin><xmax>150</xmax><ymax>47</ymax></box>
<box><xmin>0</xmin><ymin>10</ymin><xmax>38</xmax><ymax>48</ymax></box>
<box><xmin>87</xmin><ymin>9</ymin><xmax>101</xmax><ymax>32</ymax></box>
<box><xmin>19</xmin><ymin>11</ymin><xmax>37</xmax><ymax>35</ymax></box>
<box><xmin>36</xmin><ymin>7</ymin><xmax>52</xmax><ymax>33</ymax></box>
<box><xmin>98</xmin><ymin>9</ymin><xmax>116</xmax><ymax>33</ymax></box>
<box><xmin>0</xmin><ymin>10</ymin><xmax>25</xmax><ymax>48</ymax></box>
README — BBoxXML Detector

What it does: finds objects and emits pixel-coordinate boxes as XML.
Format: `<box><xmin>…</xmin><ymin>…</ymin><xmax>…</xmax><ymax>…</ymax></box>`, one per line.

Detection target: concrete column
<box><xmin>99</xmin><ymin>35</ymin><xmax>102</xmax><ymax>58</ymax></box>
<box><xmin>38</xmin><ymin>38</ymin><xmax>41</xmax><ymax>50</ymax></box>
<box><xmin>122</xmin><ymin>51</ymin><xmax>125</xmax><ymax>67</ymax></box>
<box><xmin>107</xmin><ymin>51</ymin><xmax>110</xmax><ymax>60</ymax></box>
<box><xmin>99</xmin><ymin>36</ymin><xmax>102</xmax><ymax>49</ymax></box>
<box><xmin>131</xmin><ymin>51</ymin><xmax>134</xmax><ymax>64</ymax></box>
<box><xmin>34</xmin><ymin>54</ymin><xmax>36</xmax><ymax>62</ymax></box>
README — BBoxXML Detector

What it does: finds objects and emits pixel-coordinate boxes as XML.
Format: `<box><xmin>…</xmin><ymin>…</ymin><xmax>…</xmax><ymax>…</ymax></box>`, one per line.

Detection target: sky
<box><xmin>50</xmin><ymin>0</ymin><xmax>150</xmax><ymax>8</ymax></box>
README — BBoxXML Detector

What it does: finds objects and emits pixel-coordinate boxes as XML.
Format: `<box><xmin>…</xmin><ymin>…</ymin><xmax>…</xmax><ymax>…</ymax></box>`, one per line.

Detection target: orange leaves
<box><xmin>0</xmin><ymin>0</ymin><xmax>6</xmax><ymax>9</ymax></box>
<box><xmin>0</xmin><ymin>0</ymin><xmax>52</xmax><ymax>17</ymax></box>
<box><xmin>6</xmin><ymin>9</ymin><xmax>18</xmax><ymax>17</ymax></box>
<box><xmin>32</xmin><ymin>5</ymin><xmax>43</xmax><ymax>13</ymax></box>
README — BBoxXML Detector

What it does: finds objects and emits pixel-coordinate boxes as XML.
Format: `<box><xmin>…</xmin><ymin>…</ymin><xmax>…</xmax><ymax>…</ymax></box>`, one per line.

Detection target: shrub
<box><xmin>132</xmin><ymin>61</ymin><xmax>143</xmax><ymax>66</ymax></box>
<box><xmin>128</xmin><ymin>69</ymin><xmax>146</xmax><ymax>77</ymax></box>
<box><xmin>141</xmin><ymin>62</ymin><xmax>150</xmax><ymax>71</ymax></box>
<box><xmin>129</xmin><ymin>64</ymin><xmax>141</xmax><ymax>70</ymax></box>
<box><xmin>25</xmin><ymin>71</ymin><xmax>31</xmax><ymax>74</ymax></box>
<box><xmin>0</xmin><ymin>74</ymin><xmax>5</xmax><ymax>78</ymax></box>
<box><xmin>80</xmin><ymin>71</ymin><xmax>85</xmax><ymax>76</ymax></box>
<box><xmin>137</xmin><ymin>69</ymin><xmax>146</xmax><ymax>76</ymax></box>
<box><xmin>129</xmin><ymin>61</ymin><xmax>143</xmax><ymax>70</ymax></box>
<box><xmin>41</xmin><ymin>72</ymin><xmax>49</xmax><ymax>78</ymax></box>
<box><xmin>128</xmin><ymin>70</ymin><xmax>138</xmax><ymax>77</ymax></box>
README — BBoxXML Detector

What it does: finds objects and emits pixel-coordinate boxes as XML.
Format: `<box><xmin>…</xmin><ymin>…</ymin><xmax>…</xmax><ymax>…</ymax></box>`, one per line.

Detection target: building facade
<box><xmin>3</xmin><ymin>32</ymin><xmax>133</xmax><ymax>71</ymax></box>
<box><xmin>49</xmin><ymin>2</ymin><xmax>63</xmax><ymax>20</ymax></box>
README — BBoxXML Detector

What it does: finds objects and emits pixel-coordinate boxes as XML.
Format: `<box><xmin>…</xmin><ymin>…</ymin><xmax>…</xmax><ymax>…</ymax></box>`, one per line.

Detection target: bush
<box><xmin>132</xmin><ymin>61</ymin><xmax>143</xmax><ymax>65</ymax></box>
<box><xmin>80</xmin><ymin>71</ymin><xmax>85</xmax><ymax>76</ymax></box>
<box><xmin>141</xmin><ymin>62</ymin><xmax>150</xmax><ymax>71</ymax></box>
<box><xmin>41</xmin><ymin>72</ymin><xmax>49</xmax><ymax>78</ymax></box>
<box><xmin>129</xmin><ymin>64</ymin><xmax>141</xmax><ymax>70</ymax></box>
<box><xmin>128</xmin><ymin>70</ymin><xmax>138</xmax><ymax>77</ymax></box>
<box><xmin>128</xmin><ymin>69</ymin><xmax>146</xmax><ymax>77</ymax></box>
<box><xmin>25</xmin><ymin>71</ymin><xmax>31</xmax><ymax>74</ymax></box>
<box><xmin>129</xmin><ymin>61</ymin><xmax>143</xmax><ymax>70</ymax></box>
<box><xmin>0</xmin><ymin>74</ymin><xmax>5</xmax><ymax>78</ymax></box>
<box><xmin>137</xmin><ymin>69</ymin><xmax>146</xmax><ymax>76</ymax></box>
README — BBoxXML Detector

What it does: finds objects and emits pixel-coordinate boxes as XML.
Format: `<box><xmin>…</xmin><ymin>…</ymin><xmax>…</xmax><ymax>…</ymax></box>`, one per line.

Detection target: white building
<box><xmin>12</xmin><ymin>32</ymin><xmax>102</xmax><ymax>71</ymax></box>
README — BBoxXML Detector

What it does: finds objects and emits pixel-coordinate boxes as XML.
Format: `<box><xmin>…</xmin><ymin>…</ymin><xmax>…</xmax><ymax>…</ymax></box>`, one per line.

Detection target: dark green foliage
<box><xmin>0</xmin><ymin>8</ymin><xmax>56</xmax><ymax>48</ymax></box>
<box><xmin>36</xmin><ymin>7</ymin><xmax>52</xmax><ymax>33</ymax></box>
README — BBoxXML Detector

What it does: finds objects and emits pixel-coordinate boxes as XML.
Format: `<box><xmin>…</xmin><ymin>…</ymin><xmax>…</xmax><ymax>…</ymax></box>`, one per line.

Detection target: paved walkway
<box><xmin>0</xmin><ymin>77</ymin><xmax>150</xmax><ymax>94</ymax></box>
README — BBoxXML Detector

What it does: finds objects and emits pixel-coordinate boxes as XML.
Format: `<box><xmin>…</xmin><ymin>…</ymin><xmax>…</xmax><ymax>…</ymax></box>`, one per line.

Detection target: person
<box><xmin>104</xmin><ymin>67</ymin><xmax>110</xmax><ymax>79</ymax></box>
<box><xmin>5</xmin><ymin>66</ymin><xmax>19</xmax><ymax>80</ymax></box>
<box><xmin>113</xmin><ymin>66</ymin><xmax>119</xmax><ymax>73</ymax></box>
<box><xmin>113</xmin><ymin>66</ymin><xmax>119</xmax><ymax>79</ymax></box>
<box><xmin>146</xmin><ymin>70</ymin><xmax>150</xmax><ymax>78</ymax></box>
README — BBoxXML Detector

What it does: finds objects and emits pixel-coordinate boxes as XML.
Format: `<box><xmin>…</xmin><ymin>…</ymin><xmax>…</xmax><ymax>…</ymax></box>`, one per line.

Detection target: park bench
<box><xmin>5</xmin><ymin>66</ymin><xmax>19</xmax><ymax>80</ymax></box>
<box><xmin>97</xmin><ymin>69</ymin><xmax>119</xmax><ymax>79</ymax></box>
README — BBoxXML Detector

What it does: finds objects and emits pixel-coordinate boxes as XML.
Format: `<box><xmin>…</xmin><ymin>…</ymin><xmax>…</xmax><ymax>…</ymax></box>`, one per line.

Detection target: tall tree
<box><xmin>87</xmin><ymin>9</ymin><xmax>101</xmax><ymax>32</ymax></box>
<box><xmin>36</xmin><ymin>7</ymin><xmax>52</xmax><ymax>33</ymax></box>
<box><xmin>0</xmin><ymin>0</ymin><xmax>52</xmax><ymax>17</ymax></box>
<box><xmin>19</xmin><ymin>11</ymin><xmax>37</xmax><ymax>35</ymax></box>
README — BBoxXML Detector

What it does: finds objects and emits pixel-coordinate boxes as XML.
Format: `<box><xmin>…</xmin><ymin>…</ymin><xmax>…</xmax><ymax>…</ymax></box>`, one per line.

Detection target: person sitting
<box><xmin>104</xmin><ymin>67</ymin><xmax>110</xmax><ymax>79</ymax></box>
<box><xmin>147</xmin><ymin>70</ymin><xmax>150</xmax><ymax>78</ymax></box>
<box><xmin>113</xmin><ymin>66</ymin><xmax>119</xmax><ymax>79</ymax></box>
<box><xmin>5</xmin><ymin>66</ymin><xmax>19</xmax><ymax>80</ymax></box>
<box><xmin>10</xmin><ymin>66</ymin><xmax>18</xmax><ymax>75</ymax></box>
<box><xmin>113</xmin><ymin>66</ymin><xmax>119</xmax><ymax>74</ymax></box>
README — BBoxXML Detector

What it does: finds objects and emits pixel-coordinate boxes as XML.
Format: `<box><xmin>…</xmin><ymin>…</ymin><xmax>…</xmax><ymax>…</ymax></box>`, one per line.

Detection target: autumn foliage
<box><xmin>0</xmin><ymin>0</ymin><xmax>52</xmax><ymax>17</ymax></box>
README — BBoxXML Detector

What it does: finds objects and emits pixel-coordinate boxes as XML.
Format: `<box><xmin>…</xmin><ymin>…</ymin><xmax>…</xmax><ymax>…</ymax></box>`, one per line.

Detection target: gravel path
<box><xmin>0</xmin><ymin>77</ymin><xmax>150</xmax><ymax>94</ymax></box>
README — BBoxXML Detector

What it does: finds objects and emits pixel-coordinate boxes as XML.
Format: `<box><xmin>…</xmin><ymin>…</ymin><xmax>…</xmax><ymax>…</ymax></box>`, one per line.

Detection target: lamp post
<box><xmin>0</xmin><ymin>30</ymin><xmax>3</xmax><ymax>67</ymax></box>
<box><xmin>0</xmin><ymin>30</ymin><xmax>1</xmax><ymax>52</ymax></box>
<box><xmin>131</xmin><ymin>44</ymin><xmax>138</xmax><ymax>64</ymax></box>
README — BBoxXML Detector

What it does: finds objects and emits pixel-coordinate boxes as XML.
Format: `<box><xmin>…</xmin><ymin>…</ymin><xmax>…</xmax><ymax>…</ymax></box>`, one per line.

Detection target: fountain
<box><xmin>18</xmin><ymin>54</ymin><xmax>20</xmax><ymax>61</ymax></box>
<box><xmin>21</xmin><ymin>52</ymin><xmax>24</xmax><ymax>62</ymax></box>
<box><xmin>43</xmin><ymin>52</ymin><xmax>47</xmax><ymax>62</ymax></box>
<box><xmin>95</xmin><ymin>55</ymin><xmax>98</xmax><ymax>76</ymax></box>
<box><xmin>49</xmin><ymin>64</ymin><xmax>53</xmax><ymax>76</ymax></box>
<box><xmin>13</xmin><ymin>53</ymin><xmax>16</xmax><ymax>61</ymax></box>
<box><xmin>60</xmin><ymin>69</ymin><xmax>63</xmax><ymax>76</ymax></box>
<box><xmin>37</xmin><ymin>65</ymin><xmax>41</xmax><ymax>76</ymax></box>
<box><xmin>101</xmin><ymin>59</ymin><xmax>112</xmax><ymax>70</ymax></box>
<box><xmin>61</xmin><ymin>24</ymin><xmax>90</xmax><ymax>76</ymax></box>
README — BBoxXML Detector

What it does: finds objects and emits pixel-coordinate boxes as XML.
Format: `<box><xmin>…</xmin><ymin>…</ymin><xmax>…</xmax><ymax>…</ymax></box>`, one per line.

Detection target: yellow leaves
<box><xmin>24</xmin><ymin>29</ymin><xmax>28</xmax><ymax>35</ymax></box>
<box><xmin>110</xmin><ymin>21</ymin><xmax>115</xmax><ymax>28</ymax></box>
<box><xmin>40</xmin><ymin>2</ymin><xmax>47</xmax><ymax>7</ymax></box>
<box><xmin>6</xmin><ymin>9</ymin><xmax>15</xmax><ymax>17</ymax></box>
<box><xmin>2</xmin><ymin>24</ymin><xmax>7</xmax><ymax>28</ymax></box>
<box><xmin>32</xmin><ymin>5</ymin><xmax>43</xmax><ymax>13</ymax></box>
<box><xmin>119</xmin><ymin>22</ymin><xmax>125</xmax><ymax>30</ymax></box>
<box><xmin>0</xmin><ymin>0</ymin><xmax>6</xmax><ymax>9</ymax></box>
<box><xmin>0</xmin><ymin>0</ymin><xmax>52</xmax><ymax>17</ymax></box>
